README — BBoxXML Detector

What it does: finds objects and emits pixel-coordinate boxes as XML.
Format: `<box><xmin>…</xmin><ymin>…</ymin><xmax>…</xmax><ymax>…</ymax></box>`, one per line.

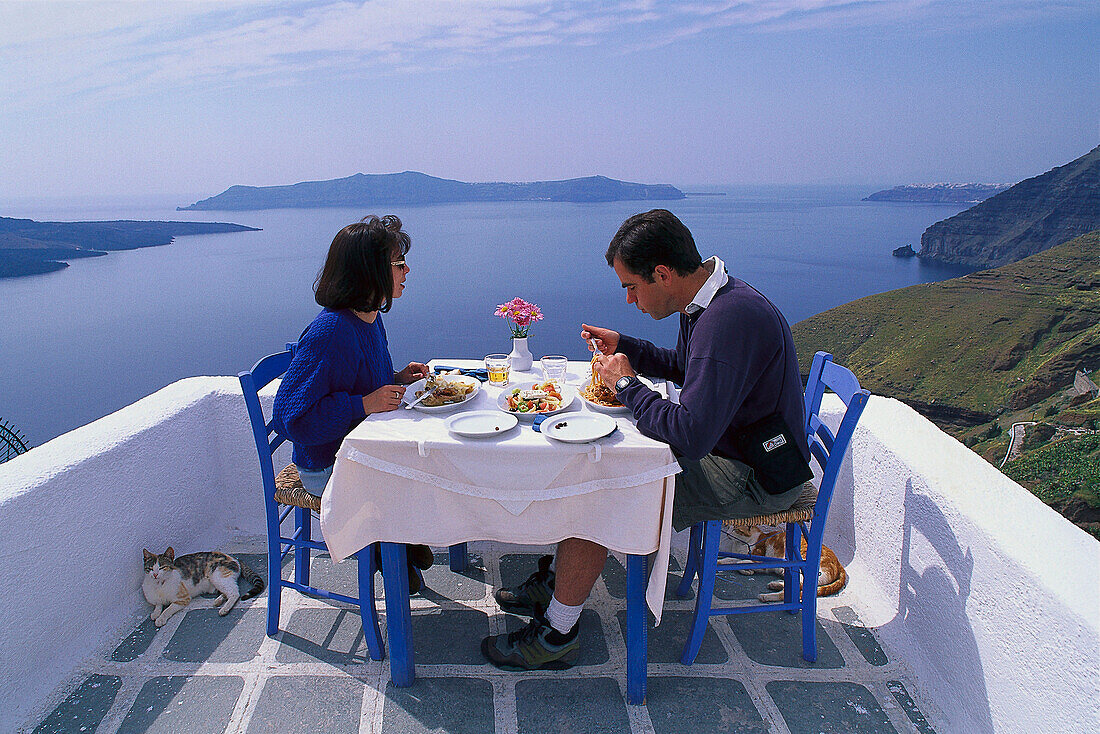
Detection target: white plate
<box><xmin>497</xmin><ymin>381</ymin><xmax>576</xmax><ymax>420</ymax></box>
<box><xmin>403</xmin><ymin>375</ymin><xmax>480</xmax><ymax>412</ymax></box>
<box><xmin>445</xmin><ymin>410</ymin><xmax>519</xmax><ymax>438</ymax></box>
<box><xmin>541</xmin><ymin>412</ymin><xmax>618</xmax><ymax>443</ymax></box>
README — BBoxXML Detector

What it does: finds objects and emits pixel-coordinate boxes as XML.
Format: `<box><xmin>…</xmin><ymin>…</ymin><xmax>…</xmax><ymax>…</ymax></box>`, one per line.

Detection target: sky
<box><xmin>0</xmin><ymin>0</ymin><xmax>1097</xmax><ymax>202</ymax></box>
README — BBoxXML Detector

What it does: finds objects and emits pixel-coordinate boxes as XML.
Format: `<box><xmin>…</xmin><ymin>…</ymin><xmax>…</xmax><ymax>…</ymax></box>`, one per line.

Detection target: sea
<box><xmin>0</xmin><ymin>185</ymin><xmax>974</xmax><ymax>447</ymax></box>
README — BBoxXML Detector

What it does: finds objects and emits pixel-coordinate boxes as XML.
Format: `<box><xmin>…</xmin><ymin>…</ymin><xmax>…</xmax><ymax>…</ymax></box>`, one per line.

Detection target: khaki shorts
<box><xmin>673</xmin><ymin>453</ymin><xmax>804</xmax><ymax>532</ymax></box>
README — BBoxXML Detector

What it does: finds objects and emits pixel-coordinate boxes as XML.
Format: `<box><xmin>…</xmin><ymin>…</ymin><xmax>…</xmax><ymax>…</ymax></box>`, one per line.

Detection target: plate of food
<box><xmin>579</xmin><ymin>378</ymin><xmax>630</xmax><ymax>413</ymax></box>
<box><xmin>445</xmin><ymin>410</ymin><xmax>519</xmax><ymax>438</ymax></box>
<box><xmin>579</xmin><ymin>374</ymin><xmax>657</xmax><ymax>413</ymax></box>
<box><xmin>403</xmin><ymin>374</ymin><xmax>480</xmax><ymax>412</ymax></box>
<box><xmin>541</xmin><ymin>412</ymin><xmax>618</xmax><ymax>443</ymax></box>
<box><xmin>497</xmin><ymin>380</ymin><xmax>576</xmax><ymax>419</ymax></box>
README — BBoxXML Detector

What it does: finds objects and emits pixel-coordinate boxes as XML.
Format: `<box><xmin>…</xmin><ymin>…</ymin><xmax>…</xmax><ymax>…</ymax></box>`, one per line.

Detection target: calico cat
<box><xmin>142</xmin><ymin>547</ymin><xmax>265</xmax><ymax>627</ymax></box>
<box><xmin>721</xmin><ymin>525</ymin><xmax>847</xmax><ymax>602</ymax></box>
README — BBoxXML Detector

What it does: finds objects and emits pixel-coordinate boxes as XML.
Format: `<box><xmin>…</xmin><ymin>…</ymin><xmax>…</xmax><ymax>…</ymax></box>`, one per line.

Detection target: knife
<box><xmin>405</xmin><ymin>385</ymin><xmax>437</xmax><ymax>409</ymax></box>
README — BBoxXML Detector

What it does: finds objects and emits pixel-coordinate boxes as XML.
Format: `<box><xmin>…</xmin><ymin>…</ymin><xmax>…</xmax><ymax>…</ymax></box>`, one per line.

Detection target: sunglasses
<box><xmin>391</xmin><ymin>259</ymin><xmax>407</xmax><ymax>268</ymax></box>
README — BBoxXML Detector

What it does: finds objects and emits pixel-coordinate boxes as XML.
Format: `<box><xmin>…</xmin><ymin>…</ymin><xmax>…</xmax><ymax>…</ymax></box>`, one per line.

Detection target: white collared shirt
<box><xmin>684</xmin><ymin>256</ymin><xmax>729</xmax><ymax>315</ymax></box>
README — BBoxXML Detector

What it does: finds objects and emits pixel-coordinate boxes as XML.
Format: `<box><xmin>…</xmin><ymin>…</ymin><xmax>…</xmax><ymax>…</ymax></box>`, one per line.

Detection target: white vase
<box><xmin>509</xmin><ymin>337</ymin><xmax>533</xmax><ymax>372</ymax></box>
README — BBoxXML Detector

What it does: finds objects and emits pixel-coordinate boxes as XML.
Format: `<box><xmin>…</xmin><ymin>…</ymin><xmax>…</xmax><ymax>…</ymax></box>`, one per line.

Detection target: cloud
<box><xmin>0</xmin><ymin>0</ymin><xmax>1090</xmax><ymax>110</ymax></box>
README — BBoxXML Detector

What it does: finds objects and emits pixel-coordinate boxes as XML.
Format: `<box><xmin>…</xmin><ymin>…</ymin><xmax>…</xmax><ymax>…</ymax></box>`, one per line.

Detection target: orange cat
<box><xmin>722</xmin><ymin>525</ymin><xmax>847</xmax><ymax>602</ymax></box>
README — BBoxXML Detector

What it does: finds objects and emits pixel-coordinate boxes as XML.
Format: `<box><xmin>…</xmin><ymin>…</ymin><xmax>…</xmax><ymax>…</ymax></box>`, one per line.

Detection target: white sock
<box><xmin>546</xmin><ymin>596</ymin><xmax>582</xmax><ymax>634</ymax></box>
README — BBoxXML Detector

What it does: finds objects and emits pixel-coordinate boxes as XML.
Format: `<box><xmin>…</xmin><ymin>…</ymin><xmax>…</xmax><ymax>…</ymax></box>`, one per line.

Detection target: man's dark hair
<box><xmin>605</xmin><ymin>209</ymin><xmax>703</xmax><ymax>281</ymax></box>
<box><xmin>315</xmin><ymin>215</ymin><xmax>410</xmax><ymax>313</ymax></box>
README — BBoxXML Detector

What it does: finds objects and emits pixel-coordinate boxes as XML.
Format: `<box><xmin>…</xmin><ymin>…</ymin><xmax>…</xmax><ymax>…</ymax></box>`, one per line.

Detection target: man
<box><xmin>481</xmin><ymin>209</ymin><xmax>811</xmax><ymax>671</ymax></box>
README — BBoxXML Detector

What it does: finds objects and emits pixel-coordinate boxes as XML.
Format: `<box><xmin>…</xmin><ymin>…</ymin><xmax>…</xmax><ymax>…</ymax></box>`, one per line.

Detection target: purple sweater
<box><xmin>272</xmin><ymin>309</ymin><xmax>394</xmax><ymax>471</ymax></box>
<box><xmin>616</xmin><ymin>278</ymin><xmax>809</xmax><ymax>464</ymax></box>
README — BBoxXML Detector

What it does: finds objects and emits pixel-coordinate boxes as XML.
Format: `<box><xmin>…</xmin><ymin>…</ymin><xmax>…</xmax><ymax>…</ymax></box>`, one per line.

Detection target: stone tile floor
<box><xmin>27</xmin><ymin>543</ymin><xmax>940</xmax><ymax>734</ymax></box>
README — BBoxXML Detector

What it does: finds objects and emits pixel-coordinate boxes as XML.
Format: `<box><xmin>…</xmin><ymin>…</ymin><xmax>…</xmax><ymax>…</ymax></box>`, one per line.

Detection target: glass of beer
<box><xmin>485</xmin><ymin>354</ymin><xmax>511</xmax><ymax>386</ymax></box>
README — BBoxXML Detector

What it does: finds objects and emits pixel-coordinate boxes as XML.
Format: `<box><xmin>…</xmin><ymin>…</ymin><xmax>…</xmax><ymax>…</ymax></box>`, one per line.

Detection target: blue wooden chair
<box><xmin>239</xmin><ymin>348</ymin><xmax>383</xmax><ymax>659</ymax></box>
<box><xmin>676</xmin><ymin>351</ymin><xmax>869</xmax><ymax>664</ymax></box>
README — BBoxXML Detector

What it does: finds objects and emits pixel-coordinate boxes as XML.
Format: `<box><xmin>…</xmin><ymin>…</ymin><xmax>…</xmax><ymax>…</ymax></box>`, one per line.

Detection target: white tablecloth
<box><xmin>320</xmin><ymin>360</ymin><xmax>681</xmax><ymax>622</ymax></box>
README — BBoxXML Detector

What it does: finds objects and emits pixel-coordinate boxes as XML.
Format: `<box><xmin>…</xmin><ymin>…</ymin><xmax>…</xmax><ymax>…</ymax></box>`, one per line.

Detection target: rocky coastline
<box><xmin>918</xmin><ymin>145</ymin><xmax>1100</xmax><ymax>268</ymax></box>
<box><xmin>0</xmin><ymin>217</ymin><xmax>259</xmax><ymax>279</ymax></box>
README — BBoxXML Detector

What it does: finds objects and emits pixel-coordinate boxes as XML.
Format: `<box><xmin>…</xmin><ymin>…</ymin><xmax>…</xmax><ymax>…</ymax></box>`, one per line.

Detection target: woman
<box><xmin>273</xmin><ymin>215</ymin><xmax>433</xmax><ymax>584</ymax></box>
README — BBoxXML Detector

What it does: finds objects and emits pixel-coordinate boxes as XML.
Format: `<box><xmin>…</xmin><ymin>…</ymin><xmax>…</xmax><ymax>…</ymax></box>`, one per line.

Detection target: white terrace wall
<box><xmin>820</xmin><ymin>395</ymin><xmax>1100</xmax><ymax>734</ymax></box>
<box><xmin>1</xmin><ymin>382</ymin><xmax>1098</xmax><ymax>733</ymax></box>
<box><xmin>0</xmin><ymin>377</ymin><xmax>276</xmax><ymax>734</ymax></box>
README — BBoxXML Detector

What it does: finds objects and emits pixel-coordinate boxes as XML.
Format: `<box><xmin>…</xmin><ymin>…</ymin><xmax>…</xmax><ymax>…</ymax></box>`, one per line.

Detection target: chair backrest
<box><xmin>802</xmin><ymin>351</ymin><xmax>870</xmax><ymax>527</ymax></box>
<box><xmin>238</xmin><ymin>350</ymin><xmax>293</xmax><ymax>501</ymax></box>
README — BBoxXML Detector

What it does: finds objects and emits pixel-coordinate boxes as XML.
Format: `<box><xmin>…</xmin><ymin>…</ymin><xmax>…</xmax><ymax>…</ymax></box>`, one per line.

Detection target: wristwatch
<box><xmin>615</xmin><ymin>375</ymin><xmax>638</xmax><ymax>393</ymax></box>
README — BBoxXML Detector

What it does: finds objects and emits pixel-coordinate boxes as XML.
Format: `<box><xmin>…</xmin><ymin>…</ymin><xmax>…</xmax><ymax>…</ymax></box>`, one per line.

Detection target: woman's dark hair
<box><xmin>605</xmin><ymin>209</ymin><xmax>702</xmax><ymax>281</ymax></box>
<box><xmin>314</xmin><ymin>215</ymin><xmax>410</xmax><ymax>313</ymax></box>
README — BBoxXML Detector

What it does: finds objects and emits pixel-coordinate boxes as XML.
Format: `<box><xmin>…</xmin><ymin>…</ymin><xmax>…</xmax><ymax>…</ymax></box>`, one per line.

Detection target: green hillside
<box><xmin>1002</xmin><ymin>433</ymin><xmax>1099</xmax><ymax>538</ymax></box>
<box><xmin>792</xmin><ymin>229</ymin><xmax>1100</xmax><ymax>427</ymax></box>
<box><xmin>792</xmin><ymin>230</ymin><xmax>1099</xmax><ymax>534</ymax></box>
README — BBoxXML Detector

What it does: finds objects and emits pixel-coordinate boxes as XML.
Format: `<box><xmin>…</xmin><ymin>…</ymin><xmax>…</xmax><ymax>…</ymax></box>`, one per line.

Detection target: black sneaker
<box><xmin>494</xmin><ymin>555</ymin><xmax>554</xmax><ymax>615</ymax></box>
<box><xmin>481</xmin><ymin>615</ymin><xmax>580</xmax><ymax>671</ymax></box>
<box><xmin>407</xmin><ymin>544</ymin><xmax>435</xmax><ymax>570</ymax></box>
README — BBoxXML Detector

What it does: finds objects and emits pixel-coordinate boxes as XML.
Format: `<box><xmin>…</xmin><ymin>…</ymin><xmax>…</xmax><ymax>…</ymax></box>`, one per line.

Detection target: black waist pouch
<box><xmin>734</xmin><ymin>412</ymin><xmax>813</xmax><ymax>495</ymax></box>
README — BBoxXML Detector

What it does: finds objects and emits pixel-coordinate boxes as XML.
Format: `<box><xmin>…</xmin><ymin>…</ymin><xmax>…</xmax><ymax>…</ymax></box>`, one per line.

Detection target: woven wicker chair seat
<box><xmin>721</xmin><ymin>480</ymin><xmax>818</xmax><ymax>530</ymax></box>
<box><xmin>274</xmin><ymin>464</ymin><xmax>321</xmax><ymax>513</ymax></box>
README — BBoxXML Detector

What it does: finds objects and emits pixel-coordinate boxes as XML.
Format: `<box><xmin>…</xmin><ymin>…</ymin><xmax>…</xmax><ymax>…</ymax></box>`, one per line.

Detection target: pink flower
<box><xmin>495</xmin><ymin>297</ymin><xmax>543</xmax><ymax>338</ymax></box>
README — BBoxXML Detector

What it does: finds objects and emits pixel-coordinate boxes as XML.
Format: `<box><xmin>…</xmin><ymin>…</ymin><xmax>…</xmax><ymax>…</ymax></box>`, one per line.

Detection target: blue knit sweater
<box><xmin>272</xmin><ymin>309</ymin><xmax>395</xmax><ymax>471</ymax></box>
<box><xmin>616</xmin><ymin>278</ymin><xmax>809</xmax><ymax>464</ymax></box>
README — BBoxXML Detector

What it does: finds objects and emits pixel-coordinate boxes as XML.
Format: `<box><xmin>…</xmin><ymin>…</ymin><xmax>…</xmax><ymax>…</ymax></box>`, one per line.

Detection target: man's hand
<box><xmin>362</xmin><ymin>384</ymin><xmax>406</xmax><ymax>415</ymax></box>
<box><xmin>594</xmin><ymin>353</ymin><xmax>635</xmax><ymax>388</ymax></box>
<box><xmin>394</xmin><ymin>362</ymin><xmax>429</xmax><ymax>384</ymax></box>
<box><xmin>580</xmin><ymin>324</ymin><xmax>620</xmax><ymax>355</ymax></box>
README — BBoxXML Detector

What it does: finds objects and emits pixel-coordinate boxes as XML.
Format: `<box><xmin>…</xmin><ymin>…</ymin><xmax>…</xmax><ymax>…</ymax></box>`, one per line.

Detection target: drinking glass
<box><xmin>540</xmin><ymin>355</ymin><xmax>568</xmax><ymax>386</ymax></box>
<box><xmin>485</xmin><ymin>353</ymin><xmax>511</xmax><ymax>386</ymax></box>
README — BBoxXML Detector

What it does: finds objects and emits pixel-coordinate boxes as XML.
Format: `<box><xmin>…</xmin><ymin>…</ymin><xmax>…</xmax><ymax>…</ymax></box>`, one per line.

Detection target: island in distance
<box><xmin>179</xmin><ymin>171</ymin><xmax>685</xmax><ymax>211</ymax></box>
<box><xmin>863</xmin><ymin>183</ymin><xmax>1012</xmax><ymax>204</ymax></box>
<box><xmin>0</xmin><ymin>217</ymin><xmax>259</xmax><ymax>279</ymax></box>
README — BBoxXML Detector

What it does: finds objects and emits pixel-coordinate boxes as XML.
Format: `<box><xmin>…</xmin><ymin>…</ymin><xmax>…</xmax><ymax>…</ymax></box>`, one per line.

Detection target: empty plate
<box><xmin>445</xmin><ymin>410</ymin><xmax>519</xmax><ymax>438</ymax></box>
<box><xmin>540</xmin><ymin>412</ymin><xmax>618</xmax><ymax>443</ymax></box>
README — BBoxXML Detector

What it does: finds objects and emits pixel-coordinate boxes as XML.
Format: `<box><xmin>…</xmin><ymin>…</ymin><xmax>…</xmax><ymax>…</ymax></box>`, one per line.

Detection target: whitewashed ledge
<box><xmin>0</xmin><ymin>377</ymin><xmax>276</xmax><ymax>733</ymax></box>
<box><xmin>0</xmin><ymin>378</ymin><xmax>1097</xmax><ymax>733</ymax></box>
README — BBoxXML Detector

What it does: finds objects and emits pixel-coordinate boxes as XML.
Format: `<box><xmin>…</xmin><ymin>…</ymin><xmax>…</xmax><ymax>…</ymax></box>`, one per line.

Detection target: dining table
<box><xmin>319</xmin><ymin>359</ymin><xmax>681</xmax><ymax>704</ymax></box>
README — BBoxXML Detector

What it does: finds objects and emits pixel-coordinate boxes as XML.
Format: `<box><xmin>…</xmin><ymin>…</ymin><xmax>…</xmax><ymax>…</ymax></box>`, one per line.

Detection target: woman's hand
<box><xmin>580</xmin><ymin>324</ymin><xmax>620</xmax><ymax>355</ymax></box>
<box><xmin>362</xmin><ymin>384</ymin><xmax>406</xmax><ymax>415</ymax></box>
<box><xmin>394</xmin><ymin>362</ymin><xmax>429</xmax><ymax>384</ymax></box>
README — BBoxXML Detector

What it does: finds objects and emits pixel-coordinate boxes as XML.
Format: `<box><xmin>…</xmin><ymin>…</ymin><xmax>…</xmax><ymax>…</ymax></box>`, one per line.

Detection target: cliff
<box><xmin>179</xmin><ymin>172</ymin><xmax>686</xmax><ymax>211</ymax></box>
<box><xmin>792</xmin><ymin>229</ymin><xmax>1100</xmax><ymax>427</ymax></box>
<box><xmin>864</xmin><ymin>183</ymin><xmax>1011</xmax><ymax>203</ymax></box>
<box><xmin>0</xmin><ymin>217</ymin><xmax>259</xmax><ymax>278</ymax></box>
<box><xmin>919</xmin><ymin>145</ymin><xmax>1100</xmax><ymax>268</ymax></box>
